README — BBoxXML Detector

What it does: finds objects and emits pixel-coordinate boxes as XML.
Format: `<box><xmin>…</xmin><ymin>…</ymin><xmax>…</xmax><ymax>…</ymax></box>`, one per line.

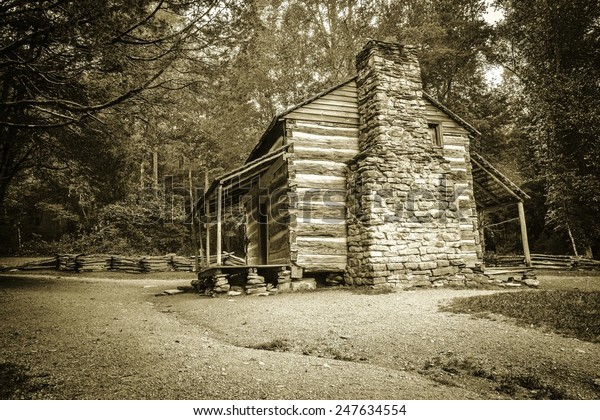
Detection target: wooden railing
<box><xmin>485</xmin><ymin>254</ymin><xmax>600</xmax><ymax>270</ymax></box>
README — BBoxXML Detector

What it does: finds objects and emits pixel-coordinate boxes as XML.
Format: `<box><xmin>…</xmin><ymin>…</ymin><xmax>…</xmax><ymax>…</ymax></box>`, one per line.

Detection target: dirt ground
<box><xmin>0</xmin><ymin>269</ymin><xmax>599</xmax><ymax>400</ymax></box>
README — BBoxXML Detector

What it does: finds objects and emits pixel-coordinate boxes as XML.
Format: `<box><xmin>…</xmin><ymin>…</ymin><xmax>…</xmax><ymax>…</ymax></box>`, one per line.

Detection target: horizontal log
<box><xmin>308</xmin><ymin>97</ymin><xmax>359</xmax><ymax>109</ymax></box>
<box><xmin>443</xmin><ymin>133</ymin><xmax>470</xmax><ymax>143</ymax></box>
<box><xmin>295</xmin><ymin>244</ymin><xmax>346</xmax><ymax>256</ymax></box>
<box><xmin>293</xmin><ymin>134</ymin><xmax>359</xmax><ymax>151</ymax></box>
<box><xmin>294</xmin><ymin>221</ymin><xmax>347</xmax><ymax>237</ymax></box>
<box><xmin>532</xmin><ymin>261</ymin><xmax>571</xmax><ymax>267</ymax></box>
<box><xmin>292</xmin><ymin>159</ymin><xmax>347</xmax><ymax>177</ymax></box>
<box><xmin>531</xmin><ymin>264</ymin><xmax>573</xmax><ymax>270</ymax></box>
<box><xmin>484</xmin><ymin>268</ymin><xmax>527</xmax><ymax>275</ymax></box>
<box><xmin>296</xmin><ymin>201</ymin><xmax>346</xmax><ymax>220</ymax></box>
<box><xmin>293</xmin><ymin>146</ymin><xmax>357</xmax><ymax>162</ymax></box>
<box><xmin>531</xmin><ymin>254</ymin><xmax>573</xmax><ymax>260</ymax></box>
<box><xmin>296</xmin><ymin>216</ymin><xmax>346</xmax><ymax>225</ymax></box>
<box><xmin>295</xmin><ymin>237</ymin><xmax>347</xmax><ymax>255</ymax></box>
<box><xmin>296</xmin><ymin>254</ymin><xmax>347</xmax><ymax>271</ymax></box>
<box><xmin>291</xmin><ymin>128</ymin><xmax>357</xmax><ymax>142</ymax></box>
<box><xmin>286</xmin><ymin>111</ymin><xmax>359</xmax><ymax>125</ymax></box>
<box><xmin>294</xmin><ymin>103</ymin><xmax>359</xmax><ymax>119</ymax></box>
<box><xmin>296</xmin><ymin>200</ymin><xmax>345</xmax><ymax>216</ymax></box>
<box><xmin>295</xmin><ymin>173</ymin><xmax>346</xmax><ymax>189</ymax></box>
<box><xmin>296</xmin><ymin>188</ymin><xmax>346</xmax><ymax>205</ymax></box>
<box><xmin>291</xmin><ymin>121</ymin><xmax>359</xmax><ymax>137</ymax></box>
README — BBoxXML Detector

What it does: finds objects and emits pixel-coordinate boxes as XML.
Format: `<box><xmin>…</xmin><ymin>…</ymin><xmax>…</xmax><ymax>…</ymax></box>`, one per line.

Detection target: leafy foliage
<box><xmin>495</xmin><ymin>0</ymin><xmax>600</xmax><ymax>256</ymax></box>
<box><xmin>0</xmin><ymin>0</ymin><xmax>241</xmax><ymax>255</ymax></box>
<box><xmin>2</xmin><ymin>0</ymin><xmax>598</xmax><ymax>258</ymax></box>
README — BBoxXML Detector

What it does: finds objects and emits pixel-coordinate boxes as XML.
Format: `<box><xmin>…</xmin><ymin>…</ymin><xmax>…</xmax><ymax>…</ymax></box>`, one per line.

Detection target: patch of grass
<box><xmin>0</xmin><ymin>362</ymin><xmax>29</xmax><ymax>399</ymax></box>
<box><xmin>249</xmin><ymin>338</ymin><xmax>290</xmax><ymax>352</ymax></box>
<box><xmin>443</xmin><ymin>290</ymin><xmax>600</xmax><ymax>343</ymax></box>
<box><xmin>0</xmin><ymin>362</ymin><xmax>50</xmax><ymax>399</ymax></box>
<box><xmin>350</xmin><ymin>285</ymin><xmax>396</xmax><ymax>295</ymax></box>
<box><xmin>423</xmin><ymin>356</ymin><xmax>492</xmax><ymax>379</ymax></box>
<box><xmin>421</xmin><ymin>356</ymin><xmax>573</xmax><ymax>399</ymax></box>
<box><xmin>327</xmin><ymin>347</ymin><xmax>357</xmax><ymax>362</ymax></box>
<box><xmin>496</xmin><ymin>374</ymin><xmax>569</xmax><ymax>399</ymax></box>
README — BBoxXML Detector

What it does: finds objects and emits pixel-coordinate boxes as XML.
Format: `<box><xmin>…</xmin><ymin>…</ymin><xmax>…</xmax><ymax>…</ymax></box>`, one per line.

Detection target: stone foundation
<box><xmin>246</xmin><ymin>268</ymin><xmax>267</xmax><ymax>295</ymax></box>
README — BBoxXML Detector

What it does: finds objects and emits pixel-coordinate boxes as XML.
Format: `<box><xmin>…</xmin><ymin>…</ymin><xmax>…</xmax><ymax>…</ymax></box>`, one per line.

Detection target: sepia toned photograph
<box><xmin>1</xmin><ymin>0</ymin><xmax>598</xmax><ymax>410</ymax></box>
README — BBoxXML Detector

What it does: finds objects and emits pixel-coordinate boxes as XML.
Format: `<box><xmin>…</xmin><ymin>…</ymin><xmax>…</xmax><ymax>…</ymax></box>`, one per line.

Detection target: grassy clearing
<box><xmin>349</xmin><ymin>284</ymin><xmax>396</xmax><ymax>295</ymax></box>
<box><xmin>421</xmin><ymin>355</ymin><xmax>571</xmax><ymax>399</ymax></box>
<box><xmin>443</xmin><ymin>290</ymin><xmax>600</xmax><ymax>343</ymax></box>
<box><xmin>248</xmin><ymin>338</ymin><xmax>291</xmax><ymax>352</ymax></box>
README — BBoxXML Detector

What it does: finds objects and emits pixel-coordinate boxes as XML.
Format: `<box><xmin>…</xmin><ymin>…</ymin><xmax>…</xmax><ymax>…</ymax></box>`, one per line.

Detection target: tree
<box><xmin>496</xmin><ymin>0</ymin><xmax>600</xmax><ymax>256</ymax></box>
<box><xmin>378</xmin><ymin>0</ymin><xmax>493</xmax><ymax>114</ymax></box>
<box><xmin>0</xmin><ymin>0</ymin><xmax>235</xmax><ymax>213</ymax></box>
<box><xmin>0</xmin><ymin>0</ymin><xmax>244</xmax><ymax>253</ymax></box>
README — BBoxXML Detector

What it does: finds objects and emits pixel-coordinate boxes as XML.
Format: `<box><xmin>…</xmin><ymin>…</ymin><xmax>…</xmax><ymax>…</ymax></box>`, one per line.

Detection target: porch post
<box><xmin>216</xmin><ymin>183</ymin><xmax>223</xmax><ymax>265</ymax></box>
<box><xmin>205</xmin><ymin>203</ymin><xmax>210</xmax><ymax>268</ymax></box>
<box><xmin>517</xmin><ymin>201</ymin><xmax>532</xmax><ymax>267</ymax></box>
<box><xmin>204</xmin><ymin>171</ymin><xmax>210</xmax><ymax>268</ymax></box>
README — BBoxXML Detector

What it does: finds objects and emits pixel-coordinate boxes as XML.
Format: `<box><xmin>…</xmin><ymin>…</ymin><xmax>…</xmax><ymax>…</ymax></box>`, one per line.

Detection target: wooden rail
<box><xmin>485</xmin><ymin>254</ymin><xmax>600</xmax><ymax>270</ymax></box>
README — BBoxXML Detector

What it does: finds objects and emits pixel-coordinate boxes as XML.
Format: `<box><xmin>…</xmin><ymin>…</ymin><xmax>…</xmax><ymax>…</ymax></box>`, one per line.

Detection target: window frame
<box><xmin>428</xmin><ymin>122</ymin><xmax>443</xmax><ymax>148</ymax></box>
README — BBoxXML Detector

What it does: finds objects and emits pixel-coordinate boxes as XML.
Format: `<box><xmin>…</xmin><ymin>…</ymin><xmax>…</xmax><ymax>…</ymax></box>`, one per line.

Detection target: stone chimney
<box><xmin>345</xmin><ymin>40</ymin><xmax>483</xmax><ymax>287</ymax></box>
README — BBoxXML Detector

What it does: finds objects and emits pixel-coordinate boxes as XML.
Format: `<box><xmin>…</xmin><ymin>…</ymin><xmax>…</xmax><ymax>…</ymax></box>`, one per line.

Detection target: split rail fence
<box><xmin>5</xmin><ymin>252</ymin><xmax>245</xmax><ymax>273</ymax></box>
<box><xmin>485</xmin><ymin>254</ymin><xmax>600</xmax><ymax>270</ymax></box>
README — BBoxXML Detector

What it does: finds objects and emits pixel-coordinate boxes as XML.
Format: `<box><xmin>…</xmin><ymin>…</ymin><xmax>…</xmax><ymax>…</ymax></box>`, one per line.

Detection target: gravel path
<box><xmin>1</xmin><ymin>273</ymin><xmax>599</xmax><ymax>400</ymax></box>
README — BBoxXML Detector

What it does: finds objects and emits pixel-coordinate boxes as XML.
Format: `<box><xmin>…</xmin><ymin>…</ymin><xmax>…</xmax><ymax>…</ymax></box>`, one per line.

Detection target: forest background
<box><xmin>1</xmin><ymin>0</ymin><xmax>598</xmax><ymax>259</ymax></box>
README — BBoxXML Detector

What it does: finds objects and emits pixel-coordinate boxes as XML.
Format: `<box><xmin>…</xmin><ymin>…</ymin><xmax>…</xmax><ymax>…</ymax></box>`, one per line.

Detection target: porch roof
<box><xmin>470</xmin><ymin>151</ymin><xmax>530</xmax><ymax>209</ymax></box>
<box><xmin>198</xmin><ymin>144</ymin><xmax>290</xmax><ymax>214</ymax></box>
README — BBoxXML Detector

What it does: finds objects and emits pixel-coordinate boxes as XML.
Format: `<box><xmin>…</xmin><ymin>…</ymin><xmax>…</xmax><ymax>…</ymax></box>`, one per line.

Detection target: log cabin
<box><xmin>198</xmin><ymin>40</ymin><xmax>530</xmax><ymax>291</ymax></box>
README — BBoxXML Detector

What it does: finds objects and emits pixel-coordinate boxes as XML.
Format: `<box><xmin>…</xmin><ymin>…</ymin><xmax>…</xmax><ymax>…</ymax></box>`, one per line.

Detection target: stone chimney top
<box><xmin>355</xmin><ymin>40</ymin><xmax>423</xmax><ymax>98</ymax></box>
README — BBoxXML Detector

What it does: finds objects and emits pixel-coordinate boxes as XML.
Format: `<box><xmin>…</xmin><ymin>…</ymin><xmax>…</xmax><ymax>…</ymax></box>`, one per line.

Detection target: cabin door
<box><xmin>258</xmin><ymin>199</ymin><xmax>269</xmax><ymax>264</ymax></box>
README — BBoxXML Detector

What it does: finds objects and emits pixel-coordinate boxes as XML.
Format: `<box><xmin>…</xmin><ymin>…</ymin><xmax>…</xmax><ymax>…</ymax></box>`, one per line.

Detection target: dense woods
<box><xmin>1</xmin><ymin>0</ymin><xmax>598</xmax><ymax>258</ymax></box>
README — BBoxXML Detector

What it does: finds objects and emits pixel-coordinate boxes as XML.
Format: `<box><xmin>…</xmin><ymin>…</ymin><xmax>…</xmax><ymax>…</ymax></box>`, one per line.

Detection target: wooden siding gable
<box><xmin>286</xmin><ymin>80</ymin><xmax>359</xmax><ymax>125</ymax></box>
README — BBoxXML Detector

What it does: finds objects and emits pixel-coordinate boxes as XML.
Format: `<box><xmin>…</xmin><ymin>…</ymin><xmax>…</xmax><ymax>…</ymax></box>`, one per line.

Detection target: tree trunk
<box><xmin>189</xmin><ymin>168</ymin><xmax>200</xmax><ymax>272</ymax></box>
<box><xmin>566</xmin><ymin>222</ymin><xmax>579</xmax><ymax>257</ymax></box>
<box><xmin>152</xmin><ymin>149</ymin><xmax>159</xmax><ymax>195</ymax></box>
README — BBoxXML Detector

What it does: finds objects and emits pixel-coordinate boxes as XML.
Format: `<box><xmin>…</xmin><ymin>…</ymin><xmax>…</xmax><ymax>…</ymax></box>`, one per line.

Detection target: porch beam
<box><xmin>472</xmin><ymin>158</ymin><xmax>523</xmax><ymax>202</ymax></box>
<box><xmin>517</xmin><ymin>201</ymin><xmax>532</xmax><ymax>267</ymax></box>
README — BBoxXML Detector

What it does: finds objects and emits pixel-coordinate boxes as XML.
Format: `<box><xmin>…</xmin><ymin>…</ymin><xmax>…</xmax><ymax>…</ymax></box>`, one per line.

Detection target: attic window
<box><xmin>428</xmin><ymin>123</ymin><xmax>443</xmax><ymax>147</ymax></box>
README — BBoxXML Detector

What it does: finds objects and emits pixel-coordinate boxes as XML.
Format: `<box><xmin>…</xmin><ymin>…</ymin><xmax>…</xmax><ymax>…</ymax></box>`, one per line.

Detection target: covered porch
<box><xmin>470</xmin><ymin>151</ymin><xmax>532</xmax><ymax>267</ymax></box>
<box><xmin>193</xmin><ymin>144</ymin><xmax>293</xmax><ymax>294</ymax></box>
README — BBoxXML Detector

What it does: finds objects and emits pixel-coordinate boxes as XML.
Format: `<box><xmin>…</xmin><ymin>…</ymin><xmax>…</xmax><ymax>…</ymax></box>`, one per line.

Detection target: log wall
<box><xmin>285</xmin><ymin>81</ymin><xmax>360</xmax><ymax>272</ymax></box>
